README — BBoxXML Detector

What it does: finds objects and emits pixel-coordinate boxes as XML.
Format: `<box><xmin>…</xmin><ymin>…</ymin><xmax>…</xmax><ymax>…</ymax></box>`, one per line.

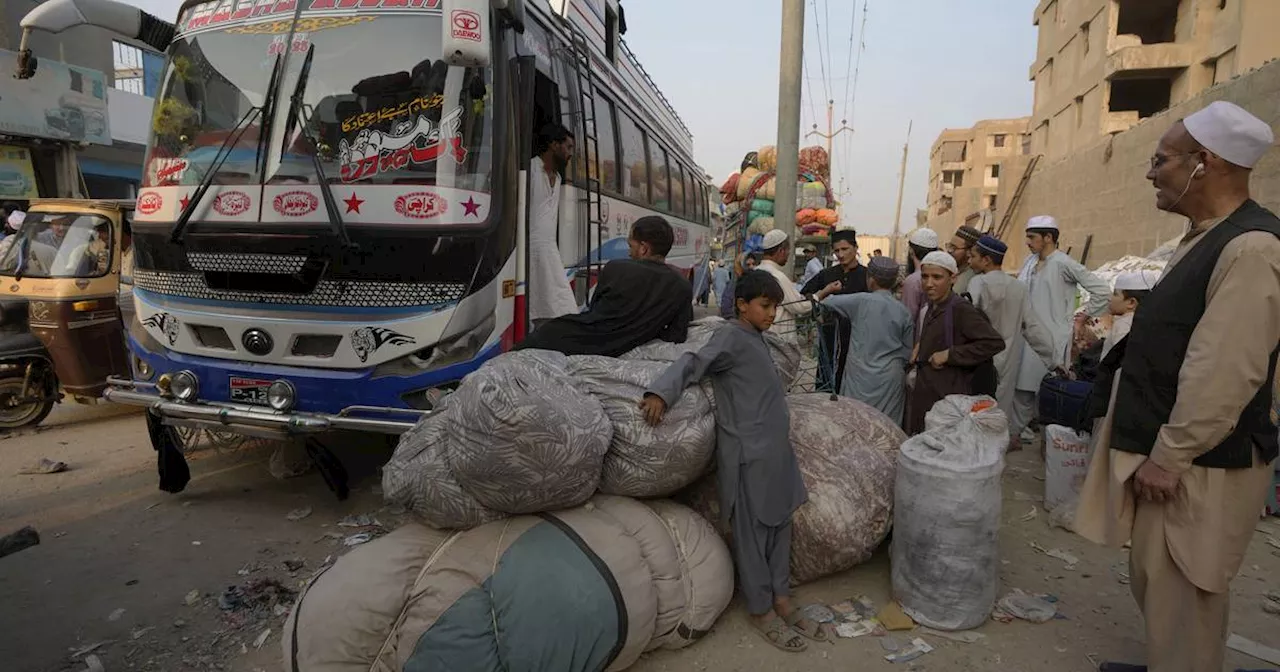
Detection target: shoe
<box><xmin>1098</xmin><ymin>664</ymin><xmax>1147</xmax><ymax>672</ymax></box>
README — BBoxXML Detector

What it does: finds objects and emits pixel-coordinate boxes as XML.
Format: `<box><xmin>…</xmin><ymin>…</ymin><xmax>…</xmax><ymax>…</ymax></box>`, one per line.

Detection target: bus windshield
<box><xmin>143</xmin><ymin>1</ymin><xmax>492</xmax><ymax>197</ymax></box>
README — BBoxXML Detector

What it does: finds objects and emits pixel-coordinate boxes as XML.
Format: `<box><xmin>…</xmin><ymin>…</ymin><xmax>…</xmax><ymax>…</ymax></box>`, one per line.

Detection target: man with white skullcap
<box><xmin>813</xmin><ymin>256</ymin><xmax>913</xmax><ymax>424</ymax></box>
<box><xmin>966</xmin><ymin>235</ymin><xmax>1059</xmax><ymax>452</ymax></box>
<box><xmin>756</xmin><ymin>229</ymin><xmax>811</xmax><ymax>335</ymax></box>
<box><xmin>902</xmin><ymin>250</ymin><xmax>1004</xmax><ymax>434</ymax></box>
<box><xmin>1013</xmin><ymin>214</ymin><xmax>1111</xmax><ymax>446</ymax></box>
<box><xmin>900</xmin><ymin>227</ymin><xmax>940</xmax><ymax>336</ymax></box>
<box><xmin>1076</xmin><ymin>100</ymin><xmax>1280</xmax><ymax>672</ymax></box>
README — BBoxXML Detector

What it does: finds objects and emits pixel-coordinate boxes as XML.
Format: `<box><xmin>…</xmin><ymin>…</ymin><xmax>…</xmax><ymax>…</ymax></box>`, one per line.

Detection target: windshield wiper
<box><xmin>169</xmin><ymin>53</ymin><xmax>283</xmax><ymax>245</ymax></box>
<box><xmin>280</xmin><ymin>44</ymin><xmax>357</xmax><ymax>251</ymax></box>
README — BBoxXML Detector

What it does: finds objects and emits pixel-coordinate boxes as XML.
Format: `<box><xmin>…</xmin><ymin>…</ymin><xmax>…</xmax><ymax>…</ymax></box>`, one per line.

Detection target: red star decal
<box><xmin>179</xmin><ymin>194</ymin><xmax>191</xmax><ymax>211</ymax></box>
<box><xmin>461</xmin><ymin>196</ymin><xmax>482</xmax><ymax>217</ymax></box>
<box><xmin>343</xmin><ymin>193</ymin><xmax>364</xmax><ymax>214</ymax></box>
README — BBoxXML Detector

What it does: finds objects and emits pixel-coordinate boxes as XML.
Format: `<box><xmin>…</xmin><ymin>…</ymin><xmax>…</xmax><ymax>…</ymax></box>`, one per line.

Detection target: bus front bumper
<box><xmin>104</xmin><ymin>377</ymin><xmax>427</xmax><ymax>438</ymax></box>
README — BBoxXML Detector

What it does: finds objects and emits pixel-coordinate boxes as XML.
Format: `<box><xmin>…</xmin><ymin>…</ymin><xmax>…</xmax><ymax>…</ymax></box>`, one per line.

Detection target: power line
<box><xmin>847</xmin><ymin>0</ymin><xmax>870</xmax><ymax>130</ymax></box>
<box><xmin>839</xmin><ymin>0</ymin><xmax>859</xmax><ymax>125</ymax></box>
<box><xmin>801</xmin><ymin>50</ymin><xmax>821</xmax><ymax>139</ymax></box>
<box><xmin>809</xmin><ymin>0</ymin><xmax>831</xmax><ymax>105</ymax></box>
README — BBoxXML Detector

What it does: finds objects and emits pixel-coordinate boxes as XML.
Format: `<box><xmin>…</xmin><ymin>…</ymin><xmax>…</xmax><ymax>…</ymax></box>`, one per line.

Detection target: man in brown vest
<box><xmin>1076</xmin><ymin>101</ymin><xmax>1280</xmax><ymax>672</ymax></box>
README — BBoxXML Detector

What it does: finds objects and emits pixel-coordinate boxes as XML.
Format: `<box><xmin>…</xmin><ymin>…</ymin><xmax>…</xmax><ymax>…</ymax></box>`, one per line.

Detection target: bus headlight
<box><xmin>171</xmin><ymin>370</ymin><xmax>199</xmax><ymax>401</ymax></box>
<box><xmin>267</xmin><ymin>380</ymin><xmax>296</xmax><ymax>412</ymax></box>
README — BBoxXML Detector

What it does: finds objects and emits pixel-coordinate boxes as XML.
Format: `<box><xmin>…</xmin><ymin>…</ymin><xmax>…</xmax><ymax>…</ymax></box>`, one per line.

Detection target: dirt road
<box><xmin>2</xmin><ymin>412</ymin><xmax>1278</xmax><ymax>672</ymax></box>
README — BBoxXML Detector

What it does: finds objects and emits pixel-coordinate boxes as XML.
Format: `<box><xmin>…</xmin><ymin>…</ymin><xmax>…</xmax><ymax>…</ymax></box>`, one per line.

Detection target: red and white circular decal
<box><xmin>213</xmin><ymin>190</ymin><xmax>252</xmax><ymax>216</ymax></box>
<box><xmin>137</xmin><ymin>191</ymin><xmax>163</xmax><ymax>215</ymax></box>
<box><xmin>273</xmin><ymin>190</ymin><xmax>319</xmax><ymax>217</ymax></box>
<box><xmin>394</xmin><ymin>192</ymin><xmax>448</xmax><ymax>219</ymax></box>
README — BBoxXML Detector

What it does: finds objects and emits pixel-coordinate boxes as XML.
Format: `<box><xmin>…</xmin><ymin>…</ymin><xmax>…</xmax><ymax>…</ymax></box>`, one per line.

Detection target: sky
<box><xmin>120</xmin><ymin>0</ymin><xmax>1039</xmax><ymax>236</ymax></box>
<box><xmin>619</xmin><ymin>0</ymin><xmax>1039</xmax><ymax>235</ymax></box>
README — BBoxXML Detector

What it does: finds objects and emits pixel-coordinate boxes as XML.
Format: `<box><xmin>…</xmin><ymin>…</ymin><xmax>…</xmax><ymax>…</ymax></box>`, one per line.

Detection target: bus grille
<box><xmin>132</xmin><ymin>269</ymin><xmax>467</xmax><ymax>308</ymax></box>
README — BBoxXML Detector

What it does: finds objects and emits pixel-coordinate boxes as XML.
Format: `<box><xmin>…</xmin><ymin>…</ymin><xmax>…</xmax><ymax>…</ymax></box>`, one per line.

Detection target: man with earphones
<box><xmin>1074</xmin><ymin>101</ymin><xmax>1280</xmax><ymax>672</ymax></box>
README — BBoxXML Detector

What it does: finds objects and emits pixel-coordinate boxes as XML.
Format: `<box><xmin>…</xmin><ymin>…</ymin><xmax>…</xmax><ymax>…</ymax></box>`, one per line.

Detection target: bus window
<box><xmin>618</xmin><ymin>112</ymin><xmax>649</xmax><ymax>204</ymax></box>
<box><xmin>648</xmin><ymin>143</ymin><xmax>669</xmax><ymax>212</ymax></box>
<box><xmin>670</xmin><ymin>163</ymin><xmax>686</xmax><ymax>216</ymax></box>
<box><xmin>594</xmin><ymin>93</ymin><xmax>620</xmax><ymax>194</ymax></box>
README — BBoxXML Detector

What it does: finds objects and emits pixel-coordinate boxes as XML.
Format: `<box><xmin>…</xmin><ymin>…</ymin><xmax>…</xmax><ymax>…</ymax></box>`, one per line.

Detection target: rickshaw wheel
<box><xmin>0</xmin><ymin>377</ymin><xmax>55</xmax><ymax>429</ymax></box>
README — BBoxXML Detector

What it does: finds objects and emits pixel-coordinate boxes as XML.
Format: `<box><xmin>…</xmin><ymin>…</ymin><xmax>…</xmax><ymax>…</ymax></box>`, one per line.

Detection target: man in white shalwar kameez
<box><xmin>967</xmin><ymin>235</ymin><xmax>1058</xmax><ymax>451</ymax></box>
<box><xmin>1012</xmin><ymin>215</ymin><xmax>1111</xmax><ymax>441</ymax></box>
<box><xmin>1076</xmin><ymin>100</ymin><xmax>1280</xmax><ymax>672</ymax></box>
<box><xmin>528</xmin><ymin>124</ymin><xmax>580</xmax><ymax>325</ymax></box>
<box><xmin>756</xmin><ymin>229</ymin><xmax>811</xmax><ymax>338</ymax></box>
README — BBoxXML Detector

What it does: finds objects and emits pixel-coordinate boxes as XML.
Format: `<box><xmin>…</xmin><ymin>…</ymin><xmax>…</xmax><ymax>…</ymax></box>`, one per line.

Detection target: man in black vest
<box><xmin>1076</xmin><ymin>101</ymin><xmax>1280</xmax><ymax>672</ymax></box>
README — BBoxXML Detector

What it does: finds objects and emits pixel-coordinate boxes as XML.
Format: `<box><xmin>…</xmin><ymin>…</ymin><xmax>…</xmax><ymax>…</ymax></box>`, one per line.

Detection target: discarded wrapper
<box><xmin>884</xmin><ymin>637</ymin><xmax>933</xmax><ymax>663</ymax></box>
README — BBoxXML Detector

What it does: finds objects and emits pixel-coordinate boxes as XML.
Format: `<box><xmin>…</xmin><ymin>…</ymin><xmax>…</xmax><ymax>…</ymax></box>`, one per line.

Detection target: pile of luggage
<box><xmin>289</xmin><ymin>317</ymin><xmax>908</xmax><ymax>670</ymax></box>
<box><xmin>720</xmin><ymin>144</ymin><xmax>840</xmax><ymax>240</ymax></box>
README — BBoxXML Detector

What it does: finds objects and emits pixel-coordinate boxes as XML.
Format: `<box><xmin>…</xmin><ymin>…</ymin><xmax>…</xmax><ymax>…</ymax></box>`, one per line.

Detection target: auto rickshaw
<box><xmin>0</xmin><ymin>199</ymin><xmax>133</xmax><ymax>426</ymax></box>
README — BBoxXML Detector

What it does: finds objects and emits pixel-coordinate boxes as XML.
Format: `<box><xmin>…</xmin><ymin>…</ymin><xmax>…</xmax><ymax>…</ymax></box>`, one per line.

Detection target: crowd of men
<box><xmin>519</xmin><ymin>100</ymin><xmax>1278</xmax><ymax>672</ymax></box>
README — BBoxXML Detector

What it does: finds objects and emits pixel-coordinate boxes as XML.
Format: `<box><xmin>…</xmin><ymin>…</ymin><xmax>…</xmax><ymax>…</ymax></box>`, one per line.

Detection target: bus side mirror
<box><xmin>441</xmin><ymin>0</ymin><xmax>491</xmax><ymax>69</ymax></box>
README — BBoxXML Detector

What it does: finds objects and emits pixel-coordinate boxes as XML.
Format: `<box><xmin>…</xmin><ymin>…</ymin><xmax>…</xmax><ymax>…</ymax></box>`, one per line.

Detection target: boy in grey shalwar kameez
<box><xmin>641</xmin><ymin>271</ymin><xmax>820</xmax><ymax>653</ymax></box>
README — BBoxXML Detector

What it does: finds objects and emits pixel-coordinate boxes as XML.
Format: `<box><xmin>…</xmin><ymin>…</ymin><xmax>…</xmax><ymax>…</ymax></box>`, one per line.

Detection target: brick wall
<box><xmin>1002</xmin><ymin>57</ymin><xmax>1280</xmax><ymax>269</ymax></box>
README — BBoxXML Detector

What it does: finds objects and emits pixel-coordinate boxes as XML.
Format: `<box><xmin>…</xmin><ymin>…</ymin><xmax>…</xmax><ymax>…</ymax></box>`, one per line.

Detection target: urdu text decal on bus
<box><xmin>15</xmin><ymin>0</ymin><xmax>712</xmax><ymax>493</ymax></box>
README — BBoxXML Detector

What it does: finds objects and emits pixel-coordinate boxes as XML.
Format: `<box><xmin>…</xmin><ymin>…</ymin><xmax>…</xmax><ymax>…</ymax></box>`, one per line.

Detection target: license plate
<box><xmin>229</xmin><ymin>376</ymin><xmax>272</xmax><ymax>405</ymax></box>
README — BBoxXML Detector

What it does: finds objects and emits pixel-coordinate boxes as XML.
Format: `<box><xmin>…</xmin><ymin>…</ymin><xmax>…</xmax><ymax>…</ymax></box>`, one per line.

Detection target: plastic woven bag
<box><xmin>892</xmin><ymin>395</ymin><xmax>1006</xmax><ymax>630</ymax></box>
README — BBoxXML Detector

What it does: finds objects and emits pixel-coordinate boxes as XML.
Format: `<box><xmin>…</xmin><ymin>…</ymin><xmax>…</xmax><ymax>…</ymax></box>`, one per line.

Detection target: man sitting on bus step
<box><xmin>517</xmin><ymin>215</ymin><xmax>693</xmax><ymax>357</ymax></box>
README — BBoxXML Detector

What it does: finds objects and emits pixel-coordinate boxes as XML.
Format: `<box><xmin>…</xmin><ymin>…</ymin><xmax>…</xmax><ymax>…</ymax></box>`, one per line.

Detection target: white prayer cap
<box><xmin>6</xmin><ymin>211</ymin><xmax>23</xmax><ymax>229</ymax></box>
<box><xmin>761</xmin><ymin>229</ymin><xmax>789</xmax><ymax>250</ymax></box>
<box><xmin>920</xmin><ymin>250</ymin><xmax>958</xmax><ymax>275</ymax></box>
<box><xmin>1026</xmin><ymin>215</ymin><xmax>1058</xmax><ymax>231</ymax></box>
<box><xmin>907</xmin><ymin>227</ymin><xmax>939</xmax><ymax>248</ymax></box>
<box><xmin>1114</xmin><ymin>269</ymin><xmax>1161</xmax><ymax>292</ymax></box>
<box><xmin>1183</xmin><ymin>101</ymin><xmax>1274</xmax><ymax>169</ymax></box>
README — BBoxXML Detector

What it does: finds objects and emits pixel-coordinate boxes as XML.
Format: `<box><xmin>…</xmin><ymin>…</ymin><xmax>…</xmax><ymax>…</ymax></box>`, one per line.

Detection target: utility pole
<box><xmin>806</xmin><ymin>100</ymin><xmax>853</xmax><ymax>169</ymax></box>
<box><xmin>774</xmin><ymin>0</ymin><xmax>805</xmax><ymax>252</ymax></box>
<box><xmin>890</xmin><ymin>120</ymin><xmax>912</xmax><ymax>262</ymax></box>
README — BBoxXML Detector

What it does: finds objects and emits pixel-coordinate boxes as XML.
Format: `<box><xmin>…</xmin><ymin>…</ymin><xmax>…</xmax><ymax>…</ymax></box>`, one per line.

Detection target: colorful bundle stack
<box><xmin>722</xmin><ymin>144</ymin><xmax>841</xmax><ymax>245</ymax></box>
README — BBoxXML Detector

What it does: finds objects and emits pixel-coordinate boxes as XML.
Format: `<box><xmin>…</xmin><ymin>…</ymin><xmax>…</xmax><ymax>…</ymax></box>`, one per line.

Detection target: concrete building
<box><xmin>920</xmin><ymin>118</ymin><xmax>1032</xmax><ymax>241</ymax></box>
<box><xmin>1004</xmin><ymin>57</ymin><xmax>1280</xmax><ymax>270</ymax></box>
<box><xmin>1029</xmin><ymin>0</ymin><xmax>1280</xmax><ymax>160</ymax></box>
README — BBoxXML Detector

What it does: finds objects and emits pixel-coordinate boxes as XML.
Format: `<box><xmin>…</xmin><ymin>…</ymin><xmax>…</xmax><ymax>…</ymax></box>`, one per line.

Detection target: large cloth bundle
<box><xmin>382</xmin><ymin>396</ymin><xmax>505</xmax><ymax>530</ymax></box>
<box><xmin>567</xmin><ymin>356</ymin><xmax>716</xmax><ymax>497</ymax></box>
<box><xmin>284</xmin><ymin>497</ymin><xmax>734</xmax><ymax>671</ymax></box>
<box><xmin>892</xmin><ymin>395</ymin><xmax>1006</xmax><ymax>631</ymax></box>
<box><xmin>757</xmin><ymin>145</ymin><xmax>778</xmax><ymax>172</ymax></box>
<box><xmin>736</xmin><ymin>167</ymin><xmax>761</xmax><ymax>201</ymax></box>
<box><xmin>620</xmin><ymin>317</ymin><xmax>802</xmax><ymax>390</ymax></box>
<box><xmin>446</xmin><ymin>350</ymin><xmax>611</xmax><ymax>513</ymax></box>
<box><xmin>746</xmin><ymin>215</ymin><xmax>775</xmax><ymax>236</ymax></box>
<box><xmin>680</xmin><ymin>393</ymin><xmax>903</xmax><ymax>584</ymax></box>
<box><xmin>383</xmin><ymin>351</ymin><xmax>612</xmax><ymax>528</ymax></box>
<box><xmin>799</xmin><ymin>181</ymin><xmax>827</xmax><ymax>210</ymax></box>
<box><xmin>798</xmin><ymin>145</ymin><xmax>830</xmax><ymax>181</ymax></box>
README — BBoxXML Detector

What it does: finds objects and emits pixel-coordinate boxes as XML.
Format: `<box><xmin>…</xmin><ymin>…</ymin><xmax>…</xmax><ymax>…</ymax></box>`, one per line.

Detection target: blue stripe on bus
<box><xmin>126</xmin><ymin>332</ymin><xmax>501</xmax><ymax>415</ymax></box>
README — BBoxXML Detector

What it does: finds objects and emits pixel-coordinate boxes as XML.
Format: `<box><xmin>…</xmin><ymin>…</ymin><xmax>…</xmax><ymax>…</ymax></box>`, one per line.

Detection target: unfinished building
<box><xmin>1028</xmin><ymin>0</ymin><xmax>1280</xmax><ymax>159</ymax></box>
<box><xmin>920</xmin><ymin>118</ymin><xmax>1032</xmax><ymax>241</ymax></box>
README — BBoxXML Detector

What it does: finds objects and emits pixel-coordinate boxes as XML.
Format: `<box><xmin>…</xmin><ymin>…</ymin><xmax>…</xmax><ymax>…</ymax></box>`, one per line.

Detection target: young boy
<box><xmin>1101</xmin><ymin>270</ymin><xmax>1158</xmax><ymax>359</ymax></box>
<box><xmin>639</xmin><ymin>270</ymin><xmax>819</xmax><ymax>653</ymax></box>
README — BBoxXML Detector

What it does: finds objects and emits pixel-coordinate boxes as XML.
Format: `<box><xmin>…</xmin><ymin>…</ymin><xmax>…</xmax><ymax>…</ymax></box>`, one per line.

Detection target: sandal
<box><xmin>752</xmin><ymin>617</ymin><xmax>808</xmax><ymax>653</ymax></box>
<box><xmin>784</xmin><ymin>609</ymin><xmax>830</xmax><ymax>643</ymax></box>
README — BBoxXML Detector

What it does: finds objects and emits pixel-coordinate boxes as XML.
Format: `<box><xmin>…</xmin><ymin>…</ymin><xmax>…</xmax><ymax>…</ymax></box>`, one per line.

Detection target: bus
<box><xmin>16</xmin><ymin>0</ymin><xmax>712</xmax><ymax>496</ymax></box>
